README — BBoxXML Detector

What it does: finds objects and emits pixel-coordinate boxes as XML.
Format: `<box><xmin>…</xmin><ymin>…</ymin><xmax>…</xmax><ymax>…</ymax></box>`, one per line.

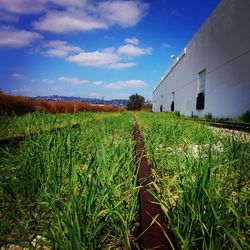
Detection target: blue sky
<box><xmin>0</xmin><ymin>0</ymin><xmax>220</xmax><ymax>100</ymax></box>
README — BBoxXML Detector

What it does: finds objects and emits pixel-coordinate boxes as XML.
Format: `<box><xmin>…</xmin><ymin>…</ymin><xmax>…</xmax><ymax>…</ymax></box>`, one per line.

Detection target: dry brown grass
<box><xmin>0</xmin><ymin>93</ymin><xmax>123</xmax><ymax>115</ymax></box>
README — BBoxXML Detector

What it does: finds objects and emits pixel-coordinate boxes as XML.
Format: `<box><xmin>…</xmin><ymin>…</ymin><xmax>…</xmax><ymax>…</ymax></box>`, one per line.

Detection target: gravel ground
<box><xmin>211</xmin><ymin>127</ymin><xmax>250</xmax><ymax>142</ymax></box>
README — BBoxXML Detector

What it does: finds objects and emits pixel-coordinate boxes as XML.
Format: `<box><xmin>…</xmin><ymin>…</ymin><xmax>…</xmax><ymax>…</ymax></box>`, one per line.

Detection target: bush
<box><xmin>240</xmin><ymin>110</ymin><xmax>250</xmax><ymax>123</ymax></box>
<box><xmin>204</xmin><ymin>113</ymin><xmax>213</xmax><ymax>120</ymax></box>
<box><xmin>0</xmin><ymin>93</ymin><xmax>35</xmax><ymax>115</ymax></box>
<box><xmin>127</xmin><ymin>94</ymin><xmax>145</xmax><ymax>110</ymax></box>
<box><xmin>174</xmin><ymin>111</ymin><xmax>181</xmax><ymax>117</ymax></box>
<box><xmin>142</xmin><ymin>103</ymin><xmax>152</xmax><ymax>112</ymax></box>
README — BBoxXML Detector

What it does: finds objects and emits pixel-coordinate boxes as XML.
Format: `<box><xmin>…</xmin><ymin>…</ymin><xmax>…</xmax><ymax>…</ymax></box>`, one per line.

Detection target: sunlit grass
<box><xmin>136</xmin><ymin>112</ymin><xmax>250</xmax><ymax>249</ymax></box>
<box><xmin>0</xmin><ymin>112</ymin><xmax>139</xmax><ymax>249</ymax></box>
<box><xmin>1</xmin><ymin>111</ymin><xmax>249</xmax><ymax>249</ymax></box>
<box><xmin>0</xmin><ymin>112</ymin><xmax>97</xmax><ymax>139</ymax></box>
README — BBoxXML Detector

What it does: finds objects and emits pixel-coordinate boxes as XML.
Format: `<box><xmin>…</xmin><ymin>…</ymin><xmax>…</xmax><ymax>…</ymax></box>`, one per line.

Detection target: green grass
<box><xmin>0</xmin><ymin>112</ymin><xmax>139</xmax><ymax>249</ymax></box>
<box><xmin>1</xmin><ymin>111</ymin><xmax>249</xmax><ymax>249</ymax></box>
<box><xmin>0</xmin><ymin>112</ymin><xmax>97</xmax><ymax>139</ymax></box>
<box><xmin>136</xmin><ymin>112</ymin><xmax>250</xmax><ymax>249</ymax></box>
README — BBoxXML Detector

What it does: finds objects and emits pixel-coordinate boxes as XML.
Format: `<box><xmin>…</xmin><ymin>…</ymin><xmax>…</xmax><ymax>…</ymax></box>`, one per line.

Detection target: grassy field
<box><xmin>0</xmin><ymin>112</ymin><xmax>139</xmax><ymax>249</ymax></box>
<box><xmin>0</xmin><ymin>111</ymin><xmax>249</xmax><ymax>249</ymax></box>
<box><xmin>136</xmin><ymin>113</ymin><xmax>250</xmax><ymax>249</ymax></box>
<box><xmin>0</xmin><ymin>112</ymin><xmax>94</xmax><ymax>139</ymax></box>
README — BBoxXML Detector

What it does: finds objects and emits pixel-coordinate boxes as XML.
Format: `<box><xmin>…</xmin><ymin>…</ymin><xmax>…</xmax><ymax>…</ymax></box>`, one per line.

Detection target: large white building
<box><xmin>153</xmin><ymin>0</ymin><xmax>250</xmax><ymax>118</ymax></box>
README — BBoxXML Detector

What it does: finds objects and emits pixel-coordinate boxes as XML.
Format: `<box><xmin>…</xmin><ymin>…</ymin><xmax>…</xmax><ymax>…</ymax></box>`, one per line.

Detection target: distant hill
<box><xmin>33</xmin><ymin>95</ymin><xmax>129</xmax><ymax>107</ymax></box>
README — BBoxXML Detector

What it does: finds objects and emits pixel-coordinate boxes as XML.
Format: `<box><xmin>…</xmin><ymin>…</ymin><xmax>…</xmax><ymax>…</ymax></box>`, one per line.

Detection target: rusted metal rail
<box><xmin>197</xmin><ymin>120</ymin><xmax>250</xmax><ymax>132</ymax></box>
<box><xmin>175</xmin><ymin>116</ymin><xmax>250</xmax><ymax>133</ymax></box>
<box><xmin>133</xmin><ymin>125</ymin><xmax>175</xmax><ymax>249</ymax></box>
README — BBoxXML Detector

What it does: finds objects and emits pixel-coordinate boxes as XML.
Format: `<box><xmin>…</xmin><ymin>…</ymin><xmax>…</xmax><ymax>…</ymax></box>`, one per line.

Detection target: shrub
<box><xmin>0</xmin><ymin>93</ymin><xmax>35</xmax><ymax>115</ymax></box>
<box><xmin>174</xmin><ymin>111</ymin><xmax>181</xmax><ymax>117</ymax></box>
<box><xmin>240</xmin><ymin>110</ymin><xmax>250</xmax><ymax>123</ymax></box>
<box><xmin>127</xmin><ymin>94</ymin><xmax>145</xmax><ymax>110</ymax></box>
<box><xmin>204</xmin><ymin>113</ymin><xmax>213</xmax><ymax>120</ymax></box>
<box><xmin>142</xmin><ymin>103</ymin><xmax>153</xmax><ymax>112</ymax></box>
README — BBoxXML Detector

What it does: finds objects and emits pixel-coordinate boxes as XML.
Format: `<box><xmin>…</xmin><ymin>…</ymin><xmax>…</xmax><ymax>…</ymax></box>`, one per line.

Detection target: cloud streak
<box><xmin>117</xmin><ymin>44</ymin><xmax>152</xmax><ymax>57</ymax></box>
<box><xmin>67</xmin><ymin>48</ymin><xmax>137</xmax><ymax>69</ymax></box>
<box><xmin>104</xmin><ymin>80</ymin><xmax>147</xmax><ymax>89</ymax></box>
<box><xmin>0</xmin><ymin>26</ymin><xmax>42</xmax><ymax>48</ymax></box>
<box><xmin>40</xmin><ymin>40</ymin><xmax>82</xmax><ymax>57</ymax></box>
<box><xmin>162</xmin><ymin>43</ymin><xmax>172</xmax><ymax>49</ymax></box>
<box><xmin>32</xmin><ymin>0</ymin><xmax>149</xmax><ymax>33</ymax></box>
<box><xmin>58</xmin><ymin>76</ymin><xmax>90</xmax><ymax>85</ymax></box>
<box><xmin>33</xmin><ymin>9</ymin><xmax>107</xmax><ymax>33</ymax></box>
<box><xmin>61</xmin><ymin>36</ymin><xmax>151</xmax><ymax>69</ymax></box>
<box><xmin>0</xmin><ymin>0</ymin><xmax>86</xmax><ymax>14</ymax></box>
<box><xmin>171</xmin><ymin>9</ymin><xmax>183</xmax><ymax>17</ymax></box>
<box><xmin>93</xmin><ymin>81</ymin><xmax>103</xmax><ymax>86</ymax></box>
<box><xmin>0</xmin><ymin>0</ymin><xmax>45</xmax><ymax>14</ymax></box>
<box><xmin>67</xmin><ymin>49</ymin><xmax>119</xmax><ymax>67</ymax></box>
<box><xmin>11</xmin><ymin>73</ymin><xmax>27</xmax><ymax>80</ymax></box>
<box><xmin>124</xmin><ymin>37</ymin><xmax>139</xmax><ymax>45</ymax></box>
<box><xmin>96</xmin><ymin>1</ymin><xmax>149</xmax><ymax>28</ymax></box>
<box><xmin>0</xmin><ymin>0</ymin><xmax>149</xmax><ymax>33</ymax></box>
<box><xmin>42</xmin><ymin>79</ymin><xmax>54</xmax><ymax>84</ymax></box>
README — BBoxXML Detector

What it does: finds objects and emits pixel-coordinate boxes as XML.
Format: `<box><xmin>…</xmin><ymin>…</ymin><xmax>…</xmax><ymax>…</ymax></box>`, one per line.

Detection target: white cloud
<box><xmin>41</xmin><ymin>40</ymin><xmax>82</xmax><ymax>57</ymax></box>
<box><xmin>117</xmin><ymin>44</ymin><xmax>152</xmax><ymax>57</ymax></box>
<box><xmin>0</xmin><ymin>0</ymin><xmax>86</xmax><ymax>14</ymax></box>
<box><xmin>0</xmin><ymin>0</ymin><xmax>149</xmax><ymax>32</ymax></box>
<box><xmin>0</xmin><ymin>26</ymin><xmax>42</xmax><ymax>48</ymax></box>
<box><xmin>33</xmin><ymin>9</ymin><xmax>107</xmax><ymax>33</ymax></box>
<box><xmin>104</xmin><ymin>35</ymin><xmax>113</xmax><ymax>40</ymax></box>
<box><xmin>31</xmin><ymin>0</ymin><xmax>148</xmax><ymax>33</ymax></box>
<box><xmin>36</xmin><ymin>37</ymin><xmax>150</xmax><ymax>70</ymax></box>
<box><xmin>11</xmin><ymin>73</ymin><xmax>27</xmax><ymax>80</ymax></box>
<box><xmin>93</xmin><ymin>81</ymin><xmax>103</xmax><ymax>86</ymax></box>
<box><xmin>104</xmin><ymin>80</ymin><xmax>146</xmax><ymax>89</ymax></box>
<box><xmin>42</xmin><ymin>78</ymin><xmax>54</xmax><ymax>84</ymax></box>
<box><xmin>38</xmin><ymin>40</ymin><xmax>140</xmax><ymax>69</ymax></box>
<box><xmin>58</xmin><ymin>76</ymin><xmax>90</xmax><ymax>85</ymax></box>
<box><xmin>52</xmin><ymin>86</ymin><xmax>60</xmax><ymax>91</ymax></box>
<box><xmin>108</xmin><ymin>62</ymin><xmax>137</xmax><ymax>69</ymax></box>
<box><xmin>97</xmin><ymin>1</ymin><xmax>149</xmax><ymax>27</ymax></box>
<box><xmin>0</xmin><ymin>0</ymin><xmax>45</xmax><ymax>14</ymax></box>
<box><xmin>67</xmin><ymin>48</ymin><xmax>137</xmax><ymax>69</ymax></box>
<box><xmin>124</xmin><ymin>37</ymin><xmax>139</xmax><ymax>45</ymax></box>
<box><xmin>162</xmin><ymin>43</ymin><xmax>172</xmax><ymax>49</ymax></box>
<box><xmin>171</xmin><ymin>9</ymin><xmax>183</xmax><ymax>17</ymax></box>
<box><xmin>48</xmin><ymin>0</ymin><xmax>86</xmax><ymax>8</ymax></box>
<box><xmin>67</xmin><ymin>49</ymin><xmax>118</xmax><ymax>67</ymax></box>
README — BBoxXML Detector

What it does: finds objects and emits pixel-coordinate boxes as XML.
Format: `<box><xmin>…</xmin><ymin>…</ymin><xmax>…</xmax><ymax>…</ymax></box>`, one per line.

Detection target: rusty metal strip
<box><xmin>133</xmin><ymin>125</ymin><xmax>175</xmax><ymax>249</ymax></box>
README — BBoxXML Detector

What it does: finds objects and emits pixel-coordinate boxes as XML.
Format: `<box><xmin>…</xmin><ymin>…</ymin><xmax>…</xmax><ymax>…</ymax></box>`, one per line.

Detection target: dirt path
<box><xmin>133</xmin><ymin>125</ymin><xmax>175</xmax><ymax>249</ymax></box>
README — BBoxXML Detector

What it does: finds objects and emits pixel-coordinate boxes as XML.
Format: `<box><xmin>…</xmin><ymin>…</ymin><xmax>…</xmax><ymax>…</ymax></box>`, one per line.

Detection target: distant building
<box><xmin>153</xmin><ymin>0</ymin><xmax>250</xmax><ymax>118</ymax></box>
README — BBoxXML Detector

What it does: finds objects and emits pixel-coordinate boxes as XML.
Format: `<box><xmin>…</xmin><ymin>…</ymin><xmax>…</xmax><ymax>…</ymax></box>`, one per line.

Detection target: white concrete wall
<box><xmin>153</xmin><ymin>0</ymin><xmax>250</xmax><ymax>118</ymax></box>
